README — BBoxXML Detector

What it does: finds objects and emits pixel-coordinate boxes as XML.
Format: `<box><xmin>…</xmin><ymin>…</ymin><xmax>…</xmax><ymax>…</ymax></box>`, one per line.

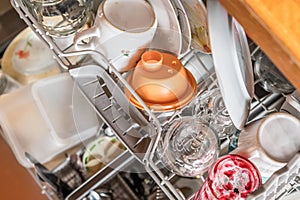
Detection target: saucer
<box><xmin>2</xmin><ymin>27</ymin><xmax>61</xmax><ymax>85</ymax></box>
<box><xmin>125</xmin><ymin>69</ymin><xmax>197</xmax><ymax>112</ymax></box>
<box><xmin>149</xmin><ymin>0</ymin><xmax>182</xmax><ymax>56</ymax></box>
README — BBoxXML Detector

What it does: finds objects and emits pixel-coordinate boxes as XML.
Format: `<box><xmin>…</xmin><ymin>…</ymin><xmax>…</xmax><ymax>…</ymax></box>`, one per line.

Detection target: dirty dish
<box><xmin>194</xmin><ymin>87</ymin><xmax>237</xmax><ymax>139</ymax></box>
<box><xmin>208</xmin><ymin>154</ymin><xmax>261</xmax><ymax>199</ymax></box>
<box><xmin>74</xmin><ymin>0</ymin><xmax>158</xmax><ymax>72</ymax></box>
<box><xmin>257</xmin><ymin>112</ymin><xmax>300</xmax><ymax>163</ymax></box>
<box><xmin>32</xmin><ymin>73</ymin><xmax>100</xmax><ymax>145</ymax></box>
<box><xmin>28</xmin><ymin>0</ymin><xmax>93</xmax><ymax>37</ymax></box>
<box><xmin>182</xmin><ymin>0</ymin><xmax>211</xmax><ymax>54</ymax></box>
<box><xmin>1</xmin><ymin>27</ymin><xmax>61</xmax><ymax>84</ymax></box>
<box><xmin>194</xmin><ymin>154</ymin><xmax>261</xmax><ymax>200</ymax></box>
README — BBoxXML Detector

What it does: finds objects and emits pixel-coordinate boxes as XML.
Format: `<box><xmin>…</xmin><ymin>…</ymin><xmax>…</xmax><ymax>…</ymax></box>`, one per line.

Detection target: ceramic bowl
<box><xmin>125</xmin><ymin>50</ymin><xmax>197</xmax><ymax>112</ymax></box>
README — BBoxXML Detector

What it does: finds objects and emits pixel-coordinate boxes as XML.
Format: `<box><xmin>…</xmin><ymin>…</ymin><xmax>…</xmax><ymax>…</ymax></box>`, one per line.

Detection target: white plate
<box><xmin>182</xmin><ymin>0</ymin><xmax>211</xmax><ymax>54</ymax></box>
<box><xmin>1</xmin><ymin>27</ymin><xmax>61</xmax><ymax>85</ymax></box>
<box><xmin>207</xmin><ymin>0</ymin><xmax>254</xmax><ymax>129</ymax></box>
<box><xmin>149</xmin><ymin>0</ymin><xmax>182</xmax><ymax>56</ymax></box>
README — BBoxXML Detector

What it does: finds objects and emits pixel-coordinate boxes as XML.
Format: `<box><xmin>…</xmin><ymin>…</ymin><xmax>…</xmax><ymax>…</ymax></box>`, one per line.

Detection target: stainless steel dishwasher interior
<box><xmin>4</xmin><ymin>0</ymin><xmax>300</xmax><ymax>199</ymax></box>
<box><xmin>20</xmin><ymin>40</ymin><xmax>299</xmax><ymax>200</ymax></box>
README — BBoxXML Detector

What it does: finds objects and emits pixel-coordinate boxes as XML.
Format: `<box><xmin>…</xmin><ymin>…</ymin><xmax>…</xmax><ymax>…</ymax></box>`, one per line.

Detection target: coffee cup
<box><xmin>232</xmin><ymin>112</ymin><xmax>300</xmax><ymax>183</ymax></box>
<box><xmin>74</xmin><ymin>0</ymin><xmax>158</xmax><ymax>72</ymax></box>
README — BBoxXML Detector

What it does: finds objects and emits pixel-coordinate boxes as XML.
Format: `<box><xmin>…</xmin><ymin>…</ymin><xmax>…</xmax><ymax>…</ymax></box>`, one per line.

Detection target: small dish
<box><xmin>2</xmin><ymin>27</ymin><xmax>61</xmax><ymax>85</ymax></box>
<box><xmin>149</xmin><ymin>0</ymin><xmax>182</xmax><ymax>56</ymax></box>
<box><xmin>207</xmin><ymin>0</ymin><xmax>254</xmax><ymax>129</ymax></box>
<box><xmin>182</xmin><ymin>0</ymin><xmax>211</xmax><ymax>54</ymax></box>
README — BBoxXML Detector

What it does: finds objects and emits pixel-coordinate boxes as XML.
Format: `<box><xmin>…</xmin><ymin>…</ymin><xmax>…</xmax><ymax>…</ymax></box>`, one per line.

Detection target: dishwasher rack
<box><xmin>10</xmin><ymin>0</ymin><xmax>300</xmax><ymax>199</ymax></box>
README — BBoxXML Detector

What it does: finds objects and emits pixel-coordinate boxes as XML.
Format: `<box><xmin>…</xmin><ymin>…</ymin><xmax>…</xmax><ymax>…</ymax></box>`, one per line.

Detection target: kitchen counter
<box><xmin>219</xmin><ymin>0</ymin><xmax>300</xmax><ymax>91</ymax></box>
<box><xmin>0</xmin><ymin>135</ymin><xmax>47</xmax><ymax>200</ymax></box>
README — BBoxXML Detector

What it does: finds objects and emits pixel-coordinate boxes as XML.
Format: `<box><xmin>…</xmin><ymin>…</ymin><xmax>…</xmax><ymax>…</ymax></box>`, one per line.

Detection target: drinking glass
<box><xmin>26</xmin><ymin>0</ymin><xmax>94</xmax><ymax>37</ymax></box>
<box><xmin>254</xmin><ymin>51</ymin><xmax>295</xmax><ymax>94</ymax></box>
<box><xmin>194</xmin><ymin>87</ymin><xmax>237</xmax><ymax>139</ymax></box>
<box><xmin>158</xmin><ymin>116</ymin><xmax>219</xmax><ymax>177</ymax></box>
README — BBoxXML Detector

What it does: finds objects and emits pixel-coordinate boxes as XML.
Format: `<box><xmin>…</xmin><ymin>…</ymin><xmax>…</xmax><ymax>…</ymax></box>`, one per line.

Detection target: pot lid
<box><xmin>207</xmin><ymin>0</ymin><xmax>254</xmax><ymax>129</ymax></box>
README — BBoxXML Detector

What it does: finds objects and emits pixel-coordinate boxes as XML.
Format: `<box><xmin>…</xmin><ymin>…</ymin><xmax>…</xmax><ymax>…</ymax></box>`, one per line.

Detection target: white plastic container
<box><xmin>31</xmin><ymin>73</ymin><xmax>99</xmax><ymax>144</ymax></box>
<box><xmin>0</xmin><ymin>73</ymin><xmax>101</xmax><ymax>167</ymax></box>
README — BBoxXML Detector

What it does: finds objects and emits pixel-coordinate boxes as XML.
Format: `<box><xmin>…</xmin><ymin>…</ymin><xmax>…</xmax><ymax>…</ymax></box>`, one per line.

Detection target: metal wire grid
<box><xmin>9</xmin><ymin>0</ymin><xmax>300</xmax><ymax>199</ymax></box>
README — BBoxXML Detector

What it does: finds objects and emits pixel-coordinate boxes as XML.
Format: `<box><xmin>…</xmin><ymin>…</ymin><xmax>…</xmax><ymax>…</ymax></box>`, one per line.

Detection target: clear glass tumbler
<box><xmin>194</xmin><ymin>87</ymin><xmax>237</xmax><ymax>139</ymax></box>
<box><xmin>254</xmin><ymin>51</ymin><xmax>295</xmax><ymax>94</ymax></box>
<box><xmin>26</xmin><ymin>0</ymin><xmax>94</xmax><ymax>37</ymax></box>
<box><xmin>158</xmin><ymin>116</ymin><xmax>219</xmax><ymax>177</ymax></box>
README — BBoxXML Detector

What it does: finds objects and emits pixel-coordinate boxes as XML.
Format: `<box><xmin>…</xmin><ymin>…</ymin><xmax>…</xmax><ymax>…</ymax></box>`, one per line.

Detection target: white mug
<box><xmin>232</xmin><ymin>112</ymin><xmax>300</xmax><ymax>183</ymax></box>
<box><xmin>74</xmin><ymin>0</ymin><xmax>158</xmax><ymax>72</ymax></box>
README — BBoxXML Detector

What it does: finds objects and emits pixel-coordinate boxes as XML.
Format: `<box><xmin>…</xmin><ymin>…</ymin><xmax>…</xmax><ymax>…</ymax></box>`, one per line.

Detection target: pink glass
<box><xmin>193</xmin><ymin>154</ymin><xmax>262</xmax><ymax>200</ymax></box>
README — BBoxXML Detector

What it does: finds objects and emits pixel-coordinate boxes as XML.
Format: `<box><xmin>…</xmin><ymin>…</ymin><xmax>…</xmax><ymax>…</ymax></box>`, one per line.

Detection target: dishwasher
<box><xmin>3</xmin><ymin>0</ymin><xmax>300</xmax><ymax>199</ymax></box>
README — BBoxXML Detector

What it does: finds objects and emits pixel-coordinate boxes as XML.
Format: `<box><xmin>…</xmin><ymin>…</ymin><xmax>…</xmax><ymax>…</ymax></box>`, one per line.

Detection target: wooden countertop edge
<box><xmin>219</xmin><ymin>0</ymin><xmax>300</xmax><ymax>91</ymax></box>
